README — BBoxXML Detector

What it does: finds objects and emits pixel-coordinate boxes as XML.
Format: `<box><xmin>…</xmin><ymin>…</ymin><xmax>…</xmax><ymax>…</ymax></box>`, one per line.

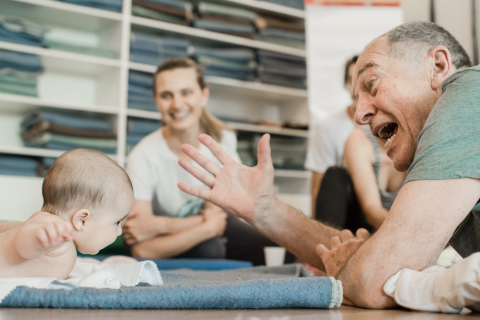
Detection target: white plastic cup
<box><xmin>264</xmin><ymin>246</ymin><xmax>286</xmax><ymax>266</ymax></box>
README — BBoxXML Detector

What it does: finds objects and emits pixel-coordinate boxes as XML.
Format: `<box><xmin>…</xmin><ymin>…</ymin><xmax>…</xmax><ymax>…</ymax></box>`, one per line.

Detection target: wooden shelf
<box><xmin>221</xmin><ymin>0</ymin><xmax>305</xmax><ymax>19</ymax></box>
<box><xmin>274</xmin><ymin>169</ymin><xmax>311</xmax><ymax>178</ymax></box>
<box><xmin>11</xmin><ymin>0</ymin><xmax>123</xmax><ymax>21</ymax></box>
<box><xmin>127</xmin><ymin>108</ymin><xmax>161</xmax><ymax>120</ymax></box>
<box><xmin>0</xmin><ymin>93</ymin><xmax>119</xmax><ymax>115</ymax></box>
<box><xmin>227</xmin><ymin>122</ymin><xmax>308</xmax><ymax>137</ymax></box>
<box><xmin>130</xmin><ymin>16</ymin><xmax>305</xmax><ymax>57</ymax></box>
<box><xmin>0</xmin><ymin>41</ymin><xmax>120</xmax><ymax>76</ymax></box>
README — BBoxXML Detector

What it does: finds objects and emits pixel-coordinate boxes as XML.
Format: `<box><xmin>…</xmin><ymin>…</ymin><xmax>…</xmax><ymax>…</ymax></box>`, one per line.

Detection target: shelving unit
<box><xmin>0</xmin><ymin>0</ymin><xmax>311</xmax><ymax>220</ymax></box>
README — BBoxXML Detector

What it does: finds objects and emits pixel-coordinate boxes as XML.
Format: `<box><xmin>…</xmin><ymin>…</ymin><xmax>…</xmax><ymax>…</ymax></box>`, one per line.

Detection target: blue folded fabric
<box><xmin>129</xmin><ymin>70</ymin><xmax>153</xmax><ymax>88</ymax></box>
<box><xmin>193</xmin><ymin>46</ymin><xmax>255</xmax><ymax>62</ymax></box>
<box><xmin>130</xmin><ymin>50</ymin><xmax>188</xmax><ymax>65</ymax></box>
<box><xmin>0</xmin><ymin>49</ymin><xmax>43</xmax><ymax>73</ymax></box>
<box><xmin>1</xmin><ymin>264</ymin><xmax>341</xmax><ymax>309</ymax></box>
<box><xmin>0</xmin><ymin>155</ymin><xmax>38</xmax><ymax>171</ymax></box>
<box><xmin>140</xmin><ymin>0</ymin><xmax>190</xmax><ymax>10</ymax></box>
<box><xmin>260</xmin><ymin>0</ymin><xmax>304</xmax><ymax>10</ymax></box>
<box><xmin>42</xmin><ymin>157</ymin><xmax>56</xmax><ymax>168</ymax></box>
<box><xmin>202</xmin><ymin>66</ymin><xmax>255</xmax><ymax>81</ymax></box>
<box><xmin>128</xmin><ymin>101</ymin><xmax>157</xmax><ymax>111</ymax></box>
<box><xmin>258</xmin><ymin>64</ymin><xmax>306</xmax><ymax>78</ymax></box>
<box><xmin>0</xmin><ymin>168</ymin><xmax>38</xmax><ymax>177</ymax></box>
<box><xmin>259</xmin><ymin>28</ymin><xmax>305</xmax><ymax>41</ymax></box>
<box><xmin>22</xmin><ymin>109</ymin><xmax>112</xmax><ymax>132</ymax></box>
<box><xmin>127</xmin><ymin>118</ymin><xmax>159</xmax><ymax>135</ymax></box>
<box><xmin>53</xmin><ymin>0</ymin><xmax>123</xmax><ymax>12</ymax></box>
<box><xmin>192</xmin><ymin>18</ymin><xmax>255</xmax><ymax>35</ymax></box>
<box><xmin>0</xmin><ymin>16</ymin><xmax>45</xmax><ymax>47</ymax></box>
<box><xmin>128</xmin><ymin>83</ymin><xmax>152</xmax><ymax>97</ymax></box>
<box><xmin>130</xmin><ymin>32</ymin><xmax>190</xmax><ymax>53</ymax></box>
<box><xmin>257</xmin><ymin>49</ymin><xmax>305</xmax><ymax>65</ymax></box>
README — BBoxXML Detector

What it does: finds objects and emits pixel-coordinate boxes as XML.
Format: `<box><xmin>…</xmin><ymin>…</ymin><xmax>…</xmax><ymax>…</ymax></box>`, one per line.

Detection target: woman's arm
<box><xmin>123</xmin><ymin>200</ymin><xmax>204</xmax><ymax>245</ymax></box>
<box><xmin>344</xmin><ymin>129</ymin><xmax>388</xmax><ymax>229</ymax></box>
<box><xmin>130</xmin><ymin>208</ymin><xmax>227</xmax><ymax>259</ymax></box>
<box><xmin>310</xmin><ymin>171</ymin><xmax>324</xmax><ymax>219</ymax></box>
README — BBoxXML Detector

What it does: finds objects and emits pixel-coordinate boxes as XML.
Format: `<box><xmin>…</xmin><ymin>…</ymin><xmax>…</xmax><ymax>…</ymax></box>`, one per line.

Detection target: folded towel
<box><xmin>1</xmin><ymin>263</ymin><xmax>342</xmax><ymax>309</ymax></box>
<box><xmin>132</xmin><ymin>0</ymin><xmax>193</xmax><ymax>20</ymax></box>
<box><xmin>22</xmin><ymin>121</ymin><xmax>117</xmax><ymax>140</ymax></box>
<box><xmin>0</xmin><ymin>256</ymin><xmax>163</xmax><ymax>304</ymax></box>
<box><xmin>131</xmin><ymin>5</ymin><xmax>187</xmax><ymax>25</ymax></box>
<box><xmin>198</xmin><ymin>2</ymin><xmax>257</xmax><ymax>22</ymax></box>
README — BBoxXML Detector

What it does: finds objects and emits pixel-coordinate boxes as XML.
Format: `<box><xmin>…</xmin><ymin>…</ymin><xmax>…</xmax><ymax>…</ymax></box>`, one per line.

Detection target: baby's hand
<box><xmin>32</xmin><ymin>218</ymin><xmax>73</xmax><ymax>251</ymax></box>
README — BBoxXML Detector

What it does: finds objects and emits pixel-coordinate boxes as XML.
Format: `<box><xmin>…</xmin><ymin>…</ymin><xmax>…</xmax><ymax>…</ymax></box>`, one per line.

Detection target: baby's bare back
<box><xmin>0</xmin><ymin>223</ymin><xmax>77</xmax><ymax>279</ymax></box>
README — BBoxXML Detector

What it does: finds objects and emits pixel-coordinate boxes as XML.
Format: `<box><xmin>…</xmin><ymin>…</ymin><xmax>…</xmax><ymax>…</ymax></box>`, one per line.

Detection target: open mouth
<box><xmin>171</xmin><ymin>110</ymin><xmax>190</xmax><ymax>119</ymax></box>
<box><xmin>377</xmin><ymin>123</ymin><xmax>398</xmax><ymax>149</ymax></box>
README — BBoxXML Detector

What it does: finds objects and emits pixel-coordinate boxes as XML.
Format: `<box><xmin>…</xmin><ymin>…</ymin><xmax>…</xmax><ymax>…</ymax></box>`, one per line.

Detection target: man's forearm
<box><xmin>253</xmin><ymin>198</ymin><xmax>341</xmax><ymax>269</ymax></box>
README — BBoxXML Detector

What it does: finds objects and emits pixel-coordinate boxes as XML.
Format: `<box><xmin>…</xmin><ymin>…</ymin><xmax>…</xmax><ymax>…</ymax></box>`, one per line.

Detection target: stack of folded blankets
<box><xmin>0</xmin><ymin>15</ymin><xmax>116</xmax><ymax>59</ymax></box>
<box><xmin>260</xmin><ymin>0</ymin><xmax>304</xmax><ymax>10</ymax></box>
<box><xmin>131</xmin><ymin>0</ymin><xmax>193</xmax><ymax>25</ymax></box>
<box><xmin>256</xmin><ymin>50</ymin><xmax>306</xmax><ymax>89</ymax></box>
<box><xmin>126</xmin><ymin>117</ymin><xmax>160</xmax><ymax>152</ymax></box>
<box><xmin>0</xmin><ymin>154</ymin><xmax>39</xmax><ymax>177</ymax></box>
<box><xmin>0</xmin><ymin>49</ymin><xmax>43</xmax><ymax>97</ymax></box>
<box><xmin>0</xmin><ymin>15</ymin><xmax>45</xmax><ymax>47</ymax></box>
<box><xmin>254</xmin><ymin>135</ymin><xmax>307</xmax><ymax>170</ymax></box>
<box><xmin>193</xmin><ymin>46</ymin><xmax>256</xmax><ymax>81</ymax></box>
<box><xmin>193</xmin><ymin>2</ymin><xmax>257</xmax><ymax>39</ymax></box>
<box><xmin>21</xmin><ymin>109</ymin><xmax>117</xmax><ymax>154</ymax></box>
<box><xmin>53</xmin><ymin>0</ymin><xmax>123</xmax><ymax>12</ymax></box>
<box><xmin>130</xmin><ymin>32</ymin><xmax>191</xmax><ymax>66</ymax></box>
<box><xmin>128</xmin><ymin>71</ymin><xmax>156</xmax><ymax>111</ymax></box>
<box><xmin>254</xmin><ymin>14</ymin><xmax>305</xmax><ymax>49</ymax></box>
<box><xmin>43</xmin><ymin>27</ymin><xmax>116</xmax><ymax>58</ymax></box>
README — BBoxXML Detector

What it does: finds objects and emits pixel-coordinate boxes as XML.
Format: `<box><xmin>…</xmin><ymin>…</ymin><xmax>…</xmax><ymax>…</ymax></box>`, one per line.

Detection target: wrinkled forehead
<box><xmin>352</xmin><ymin>38</ymin><xmax>391</xmax><ymax>94</ymax></box>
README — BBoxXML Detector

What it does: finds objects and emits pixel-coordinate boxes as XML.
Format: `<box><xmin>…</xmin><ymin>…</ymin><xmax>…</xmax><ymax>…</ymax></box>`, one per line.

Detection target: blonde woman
<box><xmin>123</xmin><ymin>58</ymin><xmax>290</xmax><ymax>265</ymax></box>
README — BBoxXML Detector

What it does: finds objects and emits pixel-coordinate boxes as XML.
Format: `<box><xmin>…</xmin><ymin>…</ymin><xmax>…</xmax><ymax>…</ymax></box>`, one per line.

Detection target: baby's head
<box><xmin>41</xmin><ymin>149</ymin><xmax>134</xmax><ymax>254</ymax></box>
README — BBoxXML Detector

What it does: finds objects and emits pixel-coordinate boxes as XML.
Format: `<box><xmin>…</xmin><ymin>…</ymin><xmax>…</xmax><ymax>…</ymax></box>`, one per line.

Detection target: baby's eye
<box><xmin>116</xmin><ymin>221</ymin><xmax>121</xmax><ymax>226</ymax></box>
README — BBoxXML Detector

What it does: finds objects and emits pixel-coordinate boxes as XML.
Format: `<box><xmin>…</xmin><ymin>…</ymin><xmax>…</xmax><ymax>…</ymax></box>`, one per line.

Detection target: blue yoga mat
<box><xmin>0</xmin><ymin>264</ymin><xmax>342</xmax><ymax>309</ymax></box>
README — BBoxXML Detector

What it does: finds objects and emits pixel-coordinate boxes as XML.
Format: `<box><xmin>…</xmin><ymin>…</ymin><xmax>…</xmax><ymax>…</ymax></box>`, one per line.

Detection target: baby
<box><xmin>0</xmin><ymin>149</ymin><xmax>134</xmax><ymax>279</ymax></box>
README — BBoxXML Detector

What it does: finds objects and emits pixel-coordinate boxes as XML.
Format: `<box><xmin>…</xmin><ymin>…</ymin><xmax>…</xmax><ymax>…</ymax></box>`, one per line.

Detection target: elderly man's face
<box><xmin>353</xmin><ymin>38</ymin><xmax>439</xmax><ymax>172</ymax></box>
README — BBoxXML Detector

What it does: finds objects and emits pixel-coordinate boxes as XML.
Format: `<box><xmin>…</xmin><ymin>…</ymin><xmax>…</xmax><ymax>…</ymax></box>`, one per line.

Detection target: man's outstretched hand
<box><xmin>178</xmin><ymin>133</ymin><xmax>276</xmax><ymax>223</ymax></box>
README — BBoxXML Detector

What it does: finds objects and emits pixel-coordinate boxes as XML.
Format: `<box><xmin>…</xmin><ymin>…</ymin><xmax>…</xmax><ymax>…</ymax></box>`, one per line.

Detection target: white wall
<box><xmin>402</xmin><ymin>0</ymin><xmax>480</xmax><ymax>64</ymax></box>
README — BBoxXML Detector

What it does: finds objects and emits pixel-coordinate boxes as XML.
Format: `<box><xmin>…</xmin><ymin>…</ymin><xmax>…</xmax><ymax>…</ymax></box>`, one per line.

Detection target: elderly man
<box><xmin>177</xmin><ymin>21</ymin><xmax>480</xmax><ymax>309</ymax></box>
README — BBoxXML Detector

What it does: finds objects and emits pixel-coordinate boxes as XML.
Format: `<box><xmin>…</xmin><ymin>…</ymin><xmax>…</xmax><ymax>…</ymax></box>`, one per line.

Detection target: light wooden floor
<box><xmin>1</xmin><ymin>306</ymin><xmax>479</xmax><ymax>320</ymax></box>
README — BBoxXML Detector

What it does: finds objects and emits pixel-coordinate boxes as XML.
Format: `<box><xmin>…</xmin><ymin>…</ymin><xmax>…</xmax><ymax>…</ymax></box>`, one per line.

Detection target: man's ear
<box><xmin>429</xmin><ymin>45</ymin><xmax>453</xmax><ymax>91</ymax></box>
<box><xmin>71</xmin><ymin>209</ymin><xmax>91</xmax><ymax>231</ymax></box>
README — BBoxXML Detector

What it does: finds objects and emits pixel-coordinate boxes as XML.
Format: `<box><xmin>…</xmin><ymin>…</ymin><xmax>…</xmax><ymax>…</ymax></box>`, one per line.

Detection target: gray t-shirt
<box><xmin>404</xmin><ymin>65</ymin><xmax>480</xmax><ymax>257</ymax></box>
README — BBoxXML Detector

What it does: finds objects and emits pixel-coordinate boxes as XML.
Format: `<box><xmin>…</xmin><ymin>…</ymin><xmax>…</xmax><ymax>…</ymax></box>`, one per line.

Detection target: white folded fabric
<box><xmin>0</xmin><ymin>256</ymin><xmax>163</xmax><ymax>303</ymax></box>
<box><xmin>384</xmin><ymin>252</ymin><xmax>480</xmax><ymax>313</ymax></box>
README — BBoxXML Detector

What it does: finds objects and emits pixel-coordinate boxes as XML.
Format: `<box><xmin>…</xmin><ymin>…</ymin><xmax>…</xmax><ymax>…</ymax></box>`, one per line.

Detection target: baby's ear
<box><xmin>71</xmin><ymin>209</ymin><xmax>91</xmax><ymax>231</ymax></box>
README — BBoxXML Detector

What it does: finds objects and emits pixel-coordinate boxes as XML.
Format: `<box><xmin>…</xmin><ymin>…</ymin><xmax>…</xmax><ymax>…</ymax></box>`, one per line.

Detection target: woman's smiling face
<box><xmin>154</xmin><ymin>67</ymin><xmax>209</xmax><ymax>132</ymax></box>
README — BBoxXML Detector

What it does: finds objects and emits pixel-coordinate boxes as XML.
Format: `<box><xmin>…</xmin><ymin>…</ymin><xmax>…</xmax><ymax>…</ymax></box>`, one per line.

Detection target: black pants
<box><xmin>315</xmin><ymin>167</ymin><xmax>374</xmax><ymax>233</ymax></box>
<box><xmin>178</xmin><ymin>214</ymin><xmax>295</xmax><ymax>266</ymax></box>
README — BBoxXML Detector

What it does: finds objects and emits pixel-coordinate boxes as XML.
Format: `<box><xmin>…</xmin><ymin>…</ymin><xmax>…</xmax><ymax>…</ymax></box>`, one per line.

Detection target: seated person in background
<box><xmin>305</xmin><ymin>56</ymin><xmax>358</xmax><ymax>217</ymax></box>
<box><xmin>0</xmin><ymin>149</ymin><xmax>134</xmax><ymax>279</ymax></box>
<box><xmin>343</xmin><ymin>128</ymin><xmax>406</xmax><ymax>230</ymax></box>
<box><xmin>123</xmin><ymin>57</ymin><xmax>292</xmax><ymax>265</ymax></box>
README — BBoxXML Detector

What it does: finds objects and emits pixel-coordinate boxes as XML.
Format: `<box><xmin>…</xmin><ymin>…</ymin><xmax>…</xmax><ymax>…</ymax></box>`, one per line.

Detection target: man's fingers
<box><xmin>178</xmin><ymin>158</ymin><xmax>215</xmax><ymax>188</ymax></box>
<box><xmin>339</xmin><ymin>229</ymin><xmax>355</xmax><ymax>242</ymax></box>
<box><xmin>178</xmin><ymin>182</ymin><xmax>211</xmax><ymax>201</ymax></box>
<box><xmin>330</xmin><ymin>236</ymin><xmax>341</xmax><ymax>249</ymax></box>
<box><xmin>356</xmin><ymin>228</ymin><xmax>370</xmax><ymax>241</ymax></box>
<box><xmin>257</xmin><ymin>134</ymin><xmax>273</xmax><ymax>171</ymax></box>
<box><xmin>198</xmin><ymin>134</ymin><xmax>235</xmax><ymax>165</ymax></box>
<box><xmin>316</xmin><ymin>244</ymin><xmax>329</xmax><ymax>258</ymax></box>
<box><xmin>181</xmin><ymin>143</ymin><xmax>222</xmax><ymax>176</ymax></box>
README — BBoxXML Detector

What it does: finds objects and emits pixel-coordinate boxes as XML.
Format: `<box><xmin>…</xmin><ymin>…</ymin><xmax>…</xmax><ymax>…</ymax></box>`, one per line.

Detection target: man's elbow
<box><xmin>346</xmin><ymin>260</ymin><xmax>397</xmax><ymax>309</ymax></box>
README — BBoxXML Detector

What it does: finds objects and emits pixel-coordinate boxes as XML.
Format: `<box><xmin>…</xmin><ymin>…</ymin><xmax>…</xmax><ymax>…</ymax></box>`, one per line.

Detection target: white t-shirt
<box><xmin>304</xmin><ymin>109</ymin><xmax>354</xmax><ymax>173</ymax></box>
<box><xmin>127</xmin><ymin>128</ymin><xmax>241</xmax><ymax>217</ymax></box>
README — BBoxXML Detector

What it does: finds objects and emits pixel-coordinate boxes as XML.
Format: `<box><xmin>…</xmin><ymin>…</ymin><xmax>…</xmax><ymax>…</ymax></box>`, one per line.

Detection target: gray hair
<box><xmin>379</xmin><ymin>21</ymin><xmax>472</xmax><ymax>70</ymax></box>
